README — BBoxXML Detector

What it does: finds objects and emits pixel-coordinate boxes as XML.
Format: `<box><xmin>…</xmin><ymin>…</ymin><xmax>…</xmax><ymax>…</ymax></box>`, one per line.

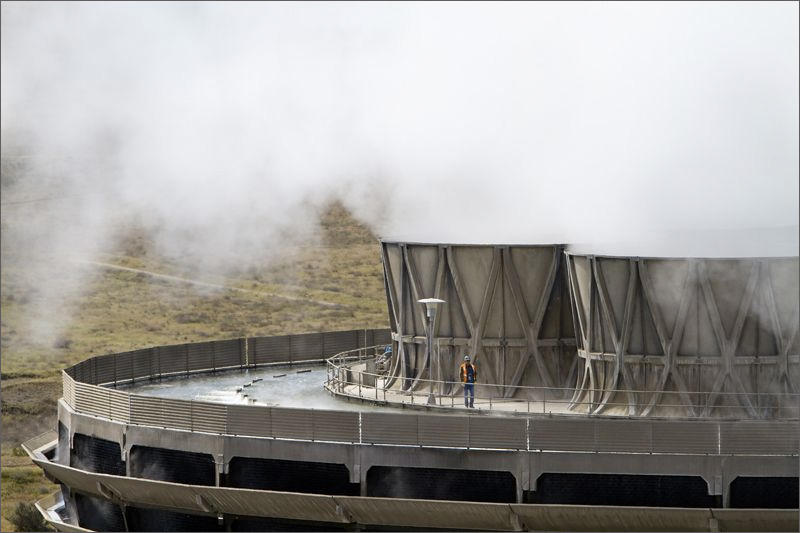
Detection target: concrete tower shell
<box><xmin>565</xmin><ymin>253</ymin><xmax>800</xmax><ymax>418</ymax></box>
<box><xmin>381</xmin><ymin>241</ymin><xmax>577</xmax><ymax>397</ymax></box>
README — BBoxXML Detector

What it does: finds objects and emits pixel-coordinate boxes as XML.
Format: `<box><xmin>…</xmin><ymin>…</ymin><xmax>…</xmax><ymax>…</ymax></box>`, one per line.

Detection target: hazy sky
<box><xmin>2</xmin><ymin>1</ymin><xmax>798</xmax><ymax>262</ymax></box>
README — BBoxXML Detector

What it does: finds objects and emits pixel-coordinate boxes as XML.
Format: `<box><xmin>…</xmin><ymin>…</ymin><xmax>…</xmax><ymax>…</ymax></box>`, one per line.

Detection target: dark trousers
<box><xmin>464</xmin><ymin>383</ymin><xmax>474</xmax><ymax>407</ymax></box>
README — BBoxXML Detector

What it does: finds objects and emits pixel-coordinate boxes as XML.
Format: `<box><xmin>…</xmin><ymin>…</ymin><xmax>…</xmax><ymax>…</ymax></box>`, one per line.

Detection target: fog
<box><xmin>1</xmin><ymin>2</ymin><xmax>798</xmax><ymax>343</ymax></box>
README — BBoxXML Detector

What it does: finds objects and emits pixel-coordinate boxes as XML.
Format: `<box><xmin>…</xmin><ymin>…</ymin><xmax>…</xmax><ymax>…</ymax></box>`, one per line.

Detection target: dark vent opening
<box><xmin>366</xmin><ymin>466</ymin><xmax>516</xmax><ymax>503</ymax></box>
<box><xmin>729</xmin><ymin>476</ymin><xmax>799</xmax><ymax>508</ymax></box>
<box><xmin>226</xmin><ymin>457</ymin><xmax>357</xmax><ymax>495</ymax></box>
<box><xmin>527</xmin><ymin>473</ymin><xmax>715</xmax><ymax>507</ymax></box>
<box><xmin>231</xmin><ymin>516</ymin><xmax>461</xmax><ymax>532</ymax></box>
<box><xmin>70</xmin><ymin>433</ymin><xmax>125</xmax><ymax>475</ymax></box>
<box><xmin>231</xmin><ymin>516</ymin><xmax>347</xmax><ymax>531</ymax></box>
<box><xmin>74</xmin><ymin>493</ymin><xmax>126</xmax><ymax>532</ymax></box>
<box><xmin>129</xmin><ymin>445</ymin><xmax>215</xmax><ymax>486</ymax></box>
<box><xmin>126</xmin><ymin>506</ymin><xmax>222</xmax><ymax>532</ymax></box>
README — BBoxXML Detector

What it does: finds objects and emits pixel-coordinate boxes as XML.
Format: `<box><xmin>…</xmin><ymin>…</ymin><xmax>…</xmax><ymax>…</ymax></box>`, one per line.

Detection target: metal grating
<box><xmin>227</xmin><ymin>404</ymin><xmax>272</xmax><ymax>437</ymax></box>
<box><xmin>107</xmin><ymin>389</ymin><xmax>130</xmax><ymax>423</ymax></box>
<box><xmin>131</xmin><ymin>348</ymin><xmax>155</xmax><ymax>380</ymax></box>
<box><xmin>291</xmin><ymin>333</ymin><xmax>324</xmax><ymax>361</ymax></box>
<box><xmin>74</xmin><ymin>382</ymin><xmax>109</xmax><ymax>418</ymax></box>
<box><xmin>720</xmin><ymin>421</ymin><xmax>799</xmax><ymax>455</ymax></box>
<box><xmin>73</xmin><ymin>360</ymin><xmax>91</xmax><ymax>384</ymax></box>
<box><xmin>470</xmin><ymin>417</ymin><xmax>526</xmax><ymax>450</ymax></box>
<box><xmin>114</xmin><ymin>351</ymin><xmax>135</xmax><ymax>383</ymax></box>
<box><xmin>249</xmin><ymin>335</ymin><xmax>291</xmax><ymax>366</ymax></box>
<box><xmin>130</xmin><ymin>395</ymin><xmax>166</xmax><ymax>428</ymax></box>
<box><xmin>372</xmin><ymin>329</ymin><xmax>392</xmax><ymax>345</ymax></box>
<box><xmin>158</xmin><ymin>344</ymin><xmax>188</xmax><ymax>376</ymax></box>
<box><xmin>93</xmin><ymin>354</ymin><xmax>116</xmax><ymax>385</ymax></box>
<box><xmin>213</xmin><ymin>339</ymin><xmax>244</xmax><ymax>369</ymax></box>
<box><xmin>191</xmin><ymin>401</ymin><xmax>227</xmax><ymax>434</ymax></box>
<box><xmin>312</xmin><ymin>410</ymin><xmax>359</xmax><ymax>443</ymax></box>
<box><xmin>187</xmin><ymin>343</ymin><xmax>213</xmax><ymax>372</ymax></box>
<box><xmin>62</xmin><ymin>372</ymin><xmax>76</xmax><ymax>408</ymax></box>
<box><xmin>161</xmin><ymin>399</ymin><xmax>192</xmax><ymax>431</ymax></box>
<box><xmin>418</xmin><ymin>414</ymin><xmax>468</xmax><ymax>447</ymax></box>
<box><xmin>362</xmin><ymin>412</ymin><xmax>418</xmax><ymax>446</ymax></box>
<box><xmin>531</xmin><ymin>419</ymin><xmax>596</xmax><ymax>452</ymax></box>
<box><xmin>321</xmin><ymin>330</ymin><xmax>360</xmax><ymax>357</ymax></box>
<box><xmin>595</xmin><ymin>420</ymin><xmax>652</xmax><ymax>453</ymax></box>
<box><xmin>272</xmin><ymin>407</ymin><xmax>314</xmax><ymax>440</ymax></box>
<box><xmin>651</xmin><ymin>421</ymin><xmax>718</xmax><ymax>454</ymax></box>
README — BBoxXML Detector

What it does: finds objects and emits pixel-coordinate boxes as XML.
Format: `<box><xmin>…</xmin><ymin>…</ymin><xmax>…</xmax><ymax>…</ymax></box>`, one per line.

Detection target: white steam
<box><xmin>1</xmin><ymin>2</ymin><xmax>798</xmax><ymax>344</ymax></box>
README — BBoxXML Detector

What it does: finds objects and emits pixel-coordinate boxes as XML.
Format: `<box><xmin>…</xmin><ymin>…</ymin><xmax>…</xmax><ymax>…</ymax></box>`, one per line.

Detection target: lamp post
<box><xmin>418</xmin><ymin>298</ymin><xmax>446</xmax><ymax>405</ymax></box>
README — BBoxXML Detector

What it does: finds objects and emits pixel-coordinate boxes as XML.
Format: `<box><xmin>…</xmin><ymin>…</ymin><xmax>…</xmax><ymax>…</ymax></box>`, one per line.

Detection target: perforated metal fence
<box><xmin>65</xmin><ymin>329</ymin><xmax>391</xmax><ymax>385</ymax></box>
<box><xmin>62</xmin><ymin>329</ymin><xmax>798</xmax><ymax>455</ymax></box>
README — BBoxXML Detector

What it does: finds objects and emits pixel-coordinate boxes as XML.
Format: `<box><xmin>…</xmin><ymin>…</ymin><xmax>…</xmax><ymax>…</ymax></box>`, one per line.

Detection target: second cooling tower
<box><xmin>565</xmin><ymin>253</ymin><xmax>800</xmax><ymax>418</ymax></box>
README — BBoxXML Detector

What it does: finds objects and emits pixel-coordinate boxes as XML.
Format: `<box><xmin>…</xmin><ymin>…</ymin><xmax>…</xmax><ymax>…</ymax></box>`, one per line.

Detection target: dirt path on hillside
<box><xmin>80</xmin><ymin>260</ymin><xmax>343</xmax><ymax>308</ymax></box>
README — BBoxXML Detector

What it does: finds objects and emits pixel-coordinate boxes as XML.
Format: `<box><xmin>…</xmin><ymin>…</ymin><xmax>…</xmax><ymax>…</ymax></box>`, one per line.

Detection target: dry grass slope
<box><xmin>0</xmin><ymin>200</ymin><xmax>388</xmax><ymax>530</ymax></box>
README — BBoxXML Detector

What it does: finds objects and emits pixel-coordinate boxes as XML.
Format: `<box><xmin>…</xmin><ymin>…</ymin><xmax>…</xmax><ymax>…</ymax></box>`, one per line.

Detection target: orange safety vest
<box><xmin>459</xmin><ymin>362</ymin><xmax>477</xmax><ymax>383</ymax></box>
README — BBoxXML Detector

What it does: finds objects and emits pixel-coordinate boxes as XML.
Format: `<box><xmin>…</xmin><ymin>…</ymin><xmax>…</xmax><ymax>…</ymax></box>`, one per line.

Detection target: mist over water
<box><xmin>2</xmin><ymin>3</ymin><xmax>798</xmax><ymax>344</ymax></box>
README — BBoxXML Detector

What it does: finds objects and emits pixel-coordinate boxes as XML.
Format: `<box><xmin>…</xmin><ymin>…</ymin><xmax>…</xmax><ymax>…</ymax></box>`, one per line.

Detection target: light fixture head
<box><xmin>418</xmin><ymin>298</ymin><xmax>446</xmax><ymax>318</ymax></box>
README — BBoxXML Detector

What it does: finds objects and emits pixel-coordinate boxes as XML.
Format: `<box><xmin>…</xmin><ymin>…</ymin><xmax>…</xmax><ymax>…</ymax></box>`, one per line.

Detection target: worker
<box><xmin>459</xmin><ymin>354</ymin><xmax>477</xmax><ymax>408</ymax></box>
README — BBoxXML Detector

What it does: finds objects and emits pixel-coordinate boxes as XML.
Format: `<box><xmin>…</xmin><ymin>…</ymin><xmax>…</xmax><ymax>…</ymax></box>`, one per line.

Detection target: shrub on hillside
<box><xmin>10</xmin><ymin>502</ymin><xmax>51</xmax><ymax>532</ymax></box>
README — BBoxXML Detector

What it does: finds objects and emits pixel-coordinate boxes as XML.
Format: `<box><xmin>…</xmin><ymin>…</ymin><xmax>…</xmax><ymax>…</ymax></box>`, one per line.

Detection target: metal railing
<box><xmin>324</xmin><ymin>352</ymin><xmax>800</xmax><ymax>420</ymax></box>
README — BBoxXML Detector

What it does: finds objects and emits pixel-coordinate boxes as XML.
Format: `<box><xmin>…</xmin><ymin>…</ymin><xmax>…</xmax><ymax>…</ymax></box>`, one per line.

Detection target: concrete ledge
<box><xmin>27</xmin><ymin>451</ymin><xmax>799</xmax><ymax>532</ymax></box>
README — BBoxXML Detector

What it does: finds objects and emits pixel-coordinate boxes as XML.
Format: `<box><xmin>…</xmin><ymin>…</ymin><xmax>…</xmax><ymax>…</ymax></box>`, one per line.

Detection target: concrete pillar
<box><xmin>518</xmin><ymin>455</ymin><xmax>531</xmax><ymax>503</ymax></box>
<box><xmin>528</xmin><ymin>452</ymin><xmax>541</xmax><ymax>493</ymax></box>
<box><xmin>704</xmin><ymin>474</ymin><xmax>724</xmax><ymax>509</ymax></box>
<box><xmin>721</xmin><ymin>475</ymin><xmax>731</xmax><ymax>508</ymax></box>
<box><xmin>359</xmin><ymin>463</ymin><xmax>369</xmax><ymax>497</ymax></box>
<box><xmin>124</xmin><ymin>443</ymin><xmax>133</xmax><ymax>477</ymax></box>
<box><xmin>215</xmin><ymin>454</ymin><xmax>226</xmax><ymax>487</ymax></box>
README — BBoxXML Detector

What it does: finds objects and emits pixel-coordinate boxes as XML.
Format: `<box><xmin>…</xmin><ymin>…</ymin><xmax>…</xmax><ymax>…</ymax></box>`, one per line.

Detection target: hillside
<box><xmin>0</xmin><ymin>198</ymin><xmax>388</xmax><ymax>530</ymax></box>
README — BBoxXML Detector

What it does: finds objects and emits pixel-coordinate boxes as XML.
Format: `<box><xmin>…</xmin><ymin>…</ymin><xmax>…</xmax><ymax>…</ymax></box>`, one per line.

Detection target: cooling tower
<box><xmin>23</xmin><ymin>243</ymin><xmax>799</xmax><ymax>533</ymax></box>
<box><xmin>565</xmin><ymin>253</ymin><xmax>800</xmax><ymax>418</ymax></box>
<box><xmin>380</xmin><ymin>241</ymin><xmax>576</xmax><ymax>397</ymax></box>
